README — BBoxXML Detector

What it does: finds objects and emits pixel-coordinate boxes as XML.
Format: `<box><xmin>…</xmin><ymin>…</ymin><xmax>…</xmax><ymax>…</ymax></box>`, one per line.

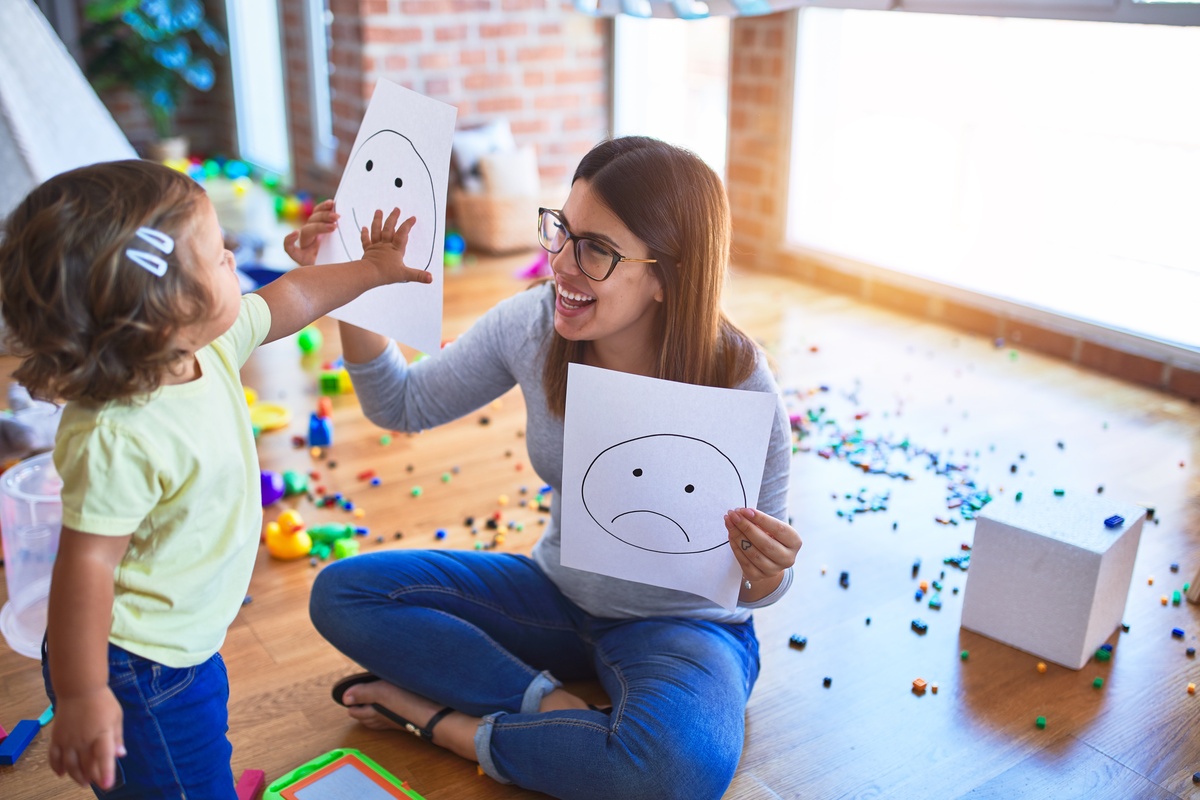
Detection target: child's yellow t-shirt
<box><xmin>54</xmin><ymin>293</ymin><xmax>271</xmax><ymax>668</ymax></box>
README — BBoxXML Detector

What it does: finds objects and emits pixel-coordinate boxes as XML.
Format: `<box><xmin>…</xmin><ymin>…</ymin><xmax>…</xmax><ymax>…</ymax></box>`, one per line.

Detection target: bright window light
<box><xmin>788</xmin><ymin>8</ymin><xmax>1200</xmax><ymax>350</ymax></box>
<box><xmin>614</xmin><ymin>15</ymin><xmax>730</xmax><ymax>179</ymax></box>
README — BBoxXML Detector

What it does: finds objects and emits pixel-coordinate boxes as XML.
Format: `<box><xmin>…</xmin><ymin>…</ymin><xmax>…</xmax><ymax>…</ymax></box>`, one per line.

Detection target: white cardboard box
<box><xmin>960</xmin><ymin>493</ymin><xmax>1145</xmax><ymax>670</ymax></box>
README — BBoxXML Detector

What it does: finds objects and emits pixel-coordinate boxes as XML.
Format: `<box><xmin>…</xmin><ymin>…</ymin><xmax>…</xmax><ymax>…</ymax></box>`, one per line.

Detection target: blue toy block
<box><xmin>308</xmin><ymin>412</ymin><xmax>333</xmax><ymax>447</ymax></box>
<box><xmin>0</xmin><ymin>719</ymin><xmax>39</xmax><ymax>765</ymax></box>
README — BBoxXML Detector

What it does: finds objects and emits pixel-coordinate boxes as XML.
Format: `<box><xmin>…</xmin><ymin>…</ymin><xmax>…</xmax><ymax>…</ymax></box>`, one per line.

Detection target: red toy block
<box><xmin>0</xmin><ymin>719</ymin><xmax>39</xmax><ymax>765</ymax></box>
<box><xmin>235</xmin><ymin>768</ymin><xmax>266</xmax><ymax>800</ymax></box>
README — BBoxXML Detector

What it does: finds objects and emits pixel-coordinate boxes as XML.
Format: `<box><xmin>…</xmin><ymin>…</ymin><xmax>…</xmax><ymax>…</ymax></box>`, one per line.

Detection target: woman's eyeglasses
<box><xmin>537</xmin><ymin>208</ymin><xmax>657</xmax><ymax>282</ymax></box>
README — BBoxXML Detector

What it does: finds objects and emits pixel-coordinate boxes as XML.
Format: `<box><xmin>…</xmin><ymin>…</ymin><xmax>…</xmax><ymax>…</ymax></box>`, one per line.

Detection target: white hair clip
<box><xmin>126</xmin><ymin>226</ymin><xmax>175</xmax><ymax>277</ymax></box>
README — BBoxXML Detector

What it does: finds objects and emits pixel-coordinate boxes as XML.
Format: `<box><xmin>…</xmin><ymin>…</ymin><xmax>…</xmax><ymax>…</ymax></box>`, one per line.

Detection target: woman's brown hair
<box><xmin>542</xmin><ymin>136</ymin><xmax>758</xmax><ymax>416</ymax></box>
<box><xmin>0</xmin><ymin>159</ymin><xmax>213</xmax><ymax>405</ymax></box>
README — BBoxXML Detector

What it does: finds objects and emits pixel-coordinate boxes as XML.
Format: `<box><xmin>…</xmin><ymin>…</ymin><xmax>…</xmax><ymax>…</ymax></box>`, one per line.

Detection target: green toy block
<box><xmin>282</xmin><ymin>470</ymin><xmax>308</xmax><ymax>496</ymax></box>
<box><xmin>319</xmin><ymin>372</ymin><xmax>342</xmax><ymax>395</ymax></box>
<box><xmin>309</xmin><ymin>523</ymin><xmax>355</xmax><ymax>545</ymax></box>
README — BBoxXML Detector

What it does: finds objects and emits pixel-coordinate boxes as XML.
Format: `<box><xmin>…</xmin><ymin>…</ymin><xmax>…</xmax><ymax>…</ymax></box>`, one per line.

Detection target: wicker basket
<box><xmin>449</xmin><ymin>189</ymin><xmax>539</xmax><ymax>255</ymax></box>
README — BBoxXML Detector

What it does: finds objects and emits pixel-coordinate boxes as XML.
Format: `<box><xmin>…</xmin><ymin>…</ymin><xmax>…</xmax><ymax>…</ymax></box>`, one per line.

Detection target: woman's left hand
<box><xmin>725</xmin><ymin>508</ymin><xmax>802</xmax><ymax>588</ymax></box>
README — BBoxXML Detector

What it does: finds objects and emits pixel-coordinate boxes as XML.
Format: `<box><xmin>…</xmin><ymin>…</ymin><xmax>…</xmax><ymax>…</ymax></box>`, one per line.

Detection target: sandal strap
<box><xmin>401</xmin><ymin>706</ymin><xmax>454</xmax><ymax>741</ymax></box>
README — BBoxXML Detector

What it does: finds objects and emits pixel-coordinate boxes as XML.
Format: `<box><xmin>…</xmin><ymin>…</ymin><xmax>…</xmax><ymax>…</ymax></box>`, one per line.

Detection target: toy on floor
<box><xmin>0</xmin><ymin>384</ymin><xmax>61</xmax><ymax>469</ymax></box>
<box><xmin>0</xmin><ymin>718</ymin><xmax>39</xmax><ymax>765</ymax></box>
<box><xmin>236</xmin><ymin>768</ymin><xmax>267</xmax><ymax>800</ymax></box>
<box><xmin>265</xmin><ymin>509</ymin><xmax>312</xmax><ymax>560</ymax></box>
<box><xmin>444</xmin><ymin>231</ymin><xmax>466</xmax><ymax>268</ymax></box>
<box><xmin>514</xmin><ymin>248</ymin><xmax>550</xmax><ymax>280</ymax></box>
<box><xmin>263</xmin><ymin>749</ymin><xmax>426</xmax><ymax>800</ymax></box>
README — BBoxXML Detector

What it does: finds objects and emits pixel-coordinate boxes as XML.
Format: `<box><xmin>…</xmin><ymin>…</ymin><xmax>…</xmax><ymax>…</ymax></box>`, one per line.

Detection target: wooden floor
<box><xmin>1</xmin><ymin>252</ymin><xmax>1197</xmax><ymax>799</ymax></box>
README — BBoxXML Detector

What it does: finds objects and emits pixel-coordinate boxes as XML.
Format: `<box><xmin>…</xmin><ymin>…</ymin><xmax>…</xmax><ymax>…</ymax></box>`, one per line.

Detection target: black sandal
<box><xmin>331</xmin><ymin>671</ymin><xmax>454</xmax><ymax>742</ymax></box>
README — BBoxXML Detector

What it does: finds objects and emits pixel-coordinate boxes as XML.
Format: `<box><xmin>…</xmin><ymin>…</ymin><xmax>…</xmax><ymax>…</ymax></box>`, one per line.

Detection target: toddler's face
<box><xmin>173</xmin><ymin>197</ymin><xmax>242</xmax><ymax>355</ymax></box>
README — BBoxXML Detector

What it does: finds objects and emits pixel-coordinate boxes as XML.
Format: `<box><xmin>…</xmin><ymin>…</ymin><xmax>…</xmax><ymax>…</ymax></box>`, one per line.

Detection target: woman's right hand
<box><xmin>48</xmin><ymin>687</ymin><xmax>126</xmax><ymax>790</ymax></box>
<box><xmin>283</xmin><ymin>199</ymin><xmax>339</xmax><ymax>266</ymax></box>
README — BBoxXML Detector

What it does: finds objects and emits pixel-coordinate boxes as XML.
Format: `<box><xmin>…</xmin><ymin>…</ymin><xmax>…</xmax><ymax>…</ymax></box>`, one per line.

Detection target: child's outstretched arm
<box><xmin>259</xmin><ymin>206</ymin><xmax>432</xmax><ymax>345</ymax></box>
<box><xmin>46</xmin><ymin>527</ymin><xmax>132</xmax><ymax>790</ymax></box>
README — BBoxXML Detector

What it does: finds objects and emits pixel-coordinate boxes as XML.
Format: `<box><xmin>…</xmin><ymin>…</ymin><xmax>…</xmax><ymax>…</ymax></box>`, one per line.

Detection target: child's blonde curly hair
<box><xmin>0</xmin><ymin>160</ymin><xmax>217</xmax><ymax>405</ymax></box>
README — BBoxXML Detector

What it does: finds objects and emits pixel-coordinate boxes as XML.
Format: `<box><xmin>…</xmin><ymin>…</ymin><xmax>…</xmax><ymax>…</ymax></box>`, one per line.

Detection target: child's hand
<box><xmin>359</xmin><ymin>207</ymin><xmax>434</xmax><ymax>285</ymax></box>
<box><xmin>48</xmin><ymin>687</ymin><xmax>126</xmax><ymax>790</ymax></box>
<box><xmin>283</xmin><ymin>199</ymin><xmax>339</xmax><ymax>266</ymax></box>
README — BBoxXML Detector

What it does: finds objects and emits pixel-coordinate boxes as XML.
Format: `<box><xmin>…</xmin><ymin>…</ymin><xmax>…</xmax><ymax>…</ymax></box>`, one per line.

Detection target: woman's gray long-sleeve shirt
<box><xmin>345</xmin><ymin>281</ymin><xmax>792</xmax><ymax>623</ymax></box>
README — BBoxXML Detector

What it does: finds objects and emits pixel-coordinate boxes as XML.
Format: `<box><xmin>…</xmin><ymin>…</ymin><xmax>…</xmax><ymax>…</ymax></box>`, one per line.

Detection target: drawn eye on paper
<box><xmin>581</xmin><ymin>434</ymin><xmax>747</xmax><ymax>555</ymax></box>
<box><xmin>334</xmin><ymin>129</ymin><xmax>436</xmax><ymax>271</ymax></box>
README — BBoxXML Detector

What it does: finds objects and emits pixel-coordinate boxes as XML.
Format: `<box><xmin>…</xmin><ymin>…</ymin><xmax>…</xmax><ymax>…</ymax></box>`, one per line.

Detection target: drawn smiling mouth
<box><xmin>611</xmin><ymin>509</ymin><xmax>689</xmax><ymax>542</ymax></box>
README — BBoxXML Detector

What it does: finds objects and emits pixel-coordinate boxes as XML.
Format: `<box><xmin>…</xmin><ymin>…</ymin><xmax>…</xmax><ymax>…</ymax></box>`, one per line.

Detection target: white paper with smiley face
<box><xmin>314</xmin><ymin>79</ymin><xmax>457</xmax><ymax>355</ymax></box>
<box><xmin>582</xmin><ymin>435</ymin><xmax>747</xmax><ymax>555</ymax></box>
<box><xmin>335</xmin><ymin>130</ymin><xmax>435</xmax><ymax>270</ymax></box>
<box><xmin>561</xmin><ymin>363</ymin><xmax>778</xmax><ymax>611</ymax></box>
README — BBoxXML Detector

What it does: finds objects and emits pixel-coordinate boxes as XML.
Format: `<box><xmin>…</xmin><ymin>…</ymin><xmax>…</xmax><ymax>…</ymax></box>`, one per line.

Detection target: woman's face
<box><xmin>549</xmin><ymin>179</ymin><xmax>664</xmax><ymax>355</ymax></box>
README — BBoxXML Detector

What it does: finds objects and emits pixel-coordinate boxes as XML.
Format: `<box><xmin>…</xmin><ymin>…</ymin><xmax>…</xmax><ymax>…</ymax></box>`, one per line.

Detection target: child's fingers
<box><xmin>313</xmin><ymin>199</ymin><xmax>336</xmax><ymax>214</ymax></box>
<box><xmin>48</xmin><ymin>741</ymin><xmax>64</xmax><ymax>776</ymax></box>
<box><xmin>359</xmin><ymin>225</ymin><xmax>371</xmax><ymax>251</ymax></box>
<box><xmin>381</xmin><ymin>207</ymin><xmax>402</xmax><ymax>242</ymax></box>
<box><xmin>370</xmin><ymin>208</ymin><xmax>384</xmax><ymax>243</ymax></box>
<box><xmin>91</xmin><ymin>736</ymin><xmax>118</xmax><ymax>790</ymax></box>
<box><xmin>397</xmin><ymin>267</ymin><xmax>433</xmax><ymax>284</ymax></box>
<box><xmin>396</xmin><ymin>215</ymin><xmax>417</xmax><ymax>243</ymax></box>
<box><xmin>61</xmin><ymin>746</ymin><xmax>88</xmax><ymax>787</ymax></box>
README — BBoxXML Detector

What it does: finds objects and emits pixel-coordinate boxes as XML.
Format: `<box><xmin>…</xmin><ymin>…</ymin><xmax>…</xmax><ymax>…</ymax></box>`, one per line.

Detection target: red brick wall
<box><xmin>79</xmin><ymin>1</ymin><xmax>610</xmax><ymax>196</ymax></box>
<box><xmin>279</xmin><ymin>0</ymin><xmax>611</xmax><ymax>198</ymax></box>
<box><xmin>726</xmin><ymin>11</ymin><xmax>793</xmax><ymax>271</ymax></box>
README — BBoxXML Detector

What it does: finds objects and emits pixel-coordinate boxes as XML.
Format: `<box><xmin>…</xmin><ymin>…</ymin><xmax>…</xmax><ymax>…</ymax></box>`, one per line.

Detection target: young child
<box><xmin>0</xmin><ymin>159</ymin><xmax>430</xmax><ymax>798</ymax></box>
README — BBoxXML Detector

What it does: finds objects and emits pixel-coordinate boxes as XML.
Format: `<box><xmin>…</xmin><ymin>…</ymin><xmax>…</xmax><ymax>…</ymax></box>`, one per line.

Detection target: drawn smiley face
<box><xmin>581</xmin><ymin>434</ymin><xmax>747</xmax><ymax>554</ymax></box>
<box><xmin>336</xmin><ymin>129</ymin><xmax>436</xmax><ymax>270</ymax></box>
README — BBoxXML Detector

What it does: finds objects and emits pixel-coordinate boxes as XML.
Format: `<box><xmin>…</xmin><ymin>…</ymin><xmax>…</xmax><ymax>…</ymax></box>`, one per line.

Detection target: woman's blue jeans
<box><xmin>309</xmin><ymin>550</ymin><xmax>761</xmax><ymax>800</ymax></box>
<box><xmin>41</xmin><ymin>639</ymin><xmax>236</xmax><ymax>799</ymax></box>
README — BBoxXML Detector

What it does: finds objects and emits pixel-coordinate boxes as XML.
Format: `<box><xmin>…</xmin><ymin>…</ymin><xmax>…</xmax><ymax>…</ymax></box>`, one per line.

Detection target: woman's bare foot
<box><xmin>341</xmin><ymin>678</ymin><xmax>479</xmax><ymax>761</ymax></box>
<box><xmin>342</xmin><ymin>679</ymin><xmax>443</xmax><ymax>733</ymax></box>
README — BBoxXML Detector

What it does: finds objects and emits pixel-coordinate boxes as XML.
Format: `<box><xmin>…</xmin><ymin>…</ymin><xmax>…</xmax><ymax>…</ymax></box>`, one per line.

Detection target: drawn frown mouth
<box><xmin>610</xmin><ymin>509</ymin><xmax>689</xmax><ymax>542</ymax></box>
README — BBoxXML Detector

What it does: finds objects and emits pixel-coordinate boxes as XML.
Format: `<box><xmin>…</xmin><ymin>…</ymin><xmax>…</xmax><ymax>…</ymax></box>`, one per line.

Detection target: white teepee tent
<box><xmin>0</xmin><ymin>0</ymin><xmax>137</xmax><ymax>221</ymax></box>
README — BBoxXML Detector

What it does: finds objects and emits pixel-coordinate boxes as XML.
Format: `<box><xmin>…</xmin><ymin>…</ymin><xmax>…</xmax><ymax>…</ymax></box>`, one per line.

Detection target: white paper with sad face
<box><xmin>561</xmin><ymin>363</ymin><xmax>778</xmax><ymax>611</ymax></box>
<box><xmin>315</xmin><ymin>79</ymin><xmax>457</xmax><ymax>355</ymax></box>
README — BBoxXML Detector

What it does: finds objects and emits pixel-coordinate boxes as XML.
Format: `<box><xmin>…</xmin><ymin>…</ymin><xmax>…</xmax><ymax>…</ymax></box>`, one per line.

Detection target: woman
<box><xmin>305</xmin><ymin>136</ymin><xmax>801</xmax><ymax>799</ymax></box>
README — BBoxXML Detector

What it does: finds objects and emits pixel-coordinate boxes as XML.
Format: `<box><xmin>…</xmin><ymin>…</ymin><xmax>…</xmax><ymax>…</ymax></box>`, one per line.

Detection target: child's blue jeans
<box><xmin>310</xmin><ymin>550</ymin><xmax>761</xmax><ymax>800</ymax></box>
<box><xmin>42</xmin><ymin>637</ymin><xmax>236</xmax><ymax>800</ymax></box>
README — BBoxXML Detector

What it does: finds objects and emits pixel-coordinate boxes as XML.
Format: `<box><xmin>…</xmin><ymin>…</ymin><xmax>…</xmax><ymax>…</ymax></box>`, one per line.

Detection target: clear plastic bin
<box><xmin>0</xmin><ymin>452</ymin><xmax>62</xmax><ymax>659</ymax></box>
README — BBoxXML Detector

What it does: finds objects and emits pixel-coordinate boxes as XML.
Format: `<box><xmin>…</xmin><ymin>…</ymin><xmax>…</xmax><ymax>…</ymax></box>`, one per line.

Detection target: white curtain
<box><xmin>0</xmin><ymin>0</ymin><xmax>136</xmax><ymax>221</ymax></box>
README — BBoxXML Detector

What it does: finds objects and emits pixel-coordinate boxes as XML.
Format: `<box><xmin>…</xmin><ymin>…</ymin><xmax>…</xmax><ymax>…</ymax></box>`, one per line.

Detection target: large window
<box><xmin>788</xmin><ymin>8</ymin><xmax>1200</xmax><ymax>351</ymax></box>
<box><xmin>225</xmin><ymin>0</ymin><xmax>290</xmax><ymax>177</ymax></box>
<box><xmin>613</xmin><ymin>15</ymin><xmax>730</xmax><ymax>178</ymax></box>
<box><xmin>305</xmin><ymin>0</ymin><xmax>336</xmax><ymax>169</ymax></box>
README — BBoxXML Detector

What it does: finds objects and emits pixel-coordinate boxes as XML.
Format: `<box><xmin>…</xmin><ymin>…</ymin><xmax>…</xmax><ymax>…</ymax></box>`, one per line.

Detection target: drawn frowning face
<box><xmin>336</xmin><ymin>129</ymin><xmax>436</xmax><ymax>270</ymax></box>
<box><xmin>581</xmin><ymin>434</ymin><xmax>746</xmax><ymax>554</ymax></box>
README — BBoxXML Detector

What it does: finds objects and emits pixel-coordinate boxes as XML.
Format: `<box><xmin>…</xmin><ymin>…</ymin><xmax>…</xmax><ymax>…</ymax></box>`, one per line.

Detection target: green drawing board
<box><xmin>263</xmin><ymin>749</ymin><xmax>426</xmax><ymax>800</ymax></box>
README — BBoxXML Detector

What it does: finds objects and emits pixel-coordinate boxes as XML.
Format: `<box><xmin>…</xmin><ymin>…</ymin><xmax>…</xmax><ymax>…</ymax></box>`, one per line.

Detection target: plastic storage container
<box><xmin>0</xmin><ymin>452</ymin><xmax>62</xmax><ymax>659</ymax></box>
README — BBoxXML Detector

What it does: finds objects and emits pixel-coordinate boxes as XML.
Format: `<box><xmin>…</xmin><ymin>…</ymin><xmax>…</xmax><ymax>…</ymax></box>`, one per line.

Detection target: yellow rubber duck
<box><xmin>265</xmin><ymin>509</ymin><xmax>312</xmax><ymax>560</ymax></box>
